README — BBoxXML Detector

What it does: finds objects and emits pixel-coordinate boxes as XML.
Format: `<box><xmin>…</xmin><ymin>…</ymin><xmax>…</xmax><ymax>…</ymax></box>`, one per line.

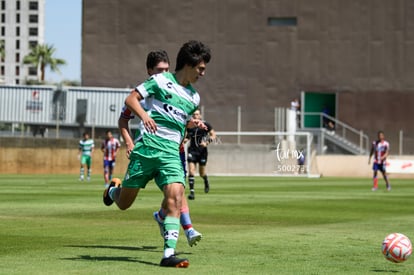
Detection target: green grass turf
<box><xmin>1</xmin><ymin>175</ymin><xmax>414</xmax><ymax>274</ymax></box>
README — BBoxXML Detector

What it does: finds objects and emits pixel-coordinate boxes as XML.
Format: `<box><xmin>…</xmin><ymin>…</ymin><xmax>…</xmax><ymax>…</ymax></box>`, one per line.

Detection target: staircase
<box><xmin>301</xmin><ymin>112</ymin><xmax>369</xmax><ymax>155</ymax></box>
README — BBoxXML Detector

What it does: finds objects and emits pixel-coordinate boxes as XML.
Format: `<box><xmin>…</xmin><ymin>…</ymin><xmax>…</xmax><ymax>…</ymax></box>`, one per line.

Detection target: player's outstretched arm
<box><xmin>118</xmin><ymin>116</ymin><xmax>134</xmax><ymax>158</ymax></box>
<box><xmin>125</xmin><ymin>90</ymin><xmax>157</xmax><ymax>133</ymax></box>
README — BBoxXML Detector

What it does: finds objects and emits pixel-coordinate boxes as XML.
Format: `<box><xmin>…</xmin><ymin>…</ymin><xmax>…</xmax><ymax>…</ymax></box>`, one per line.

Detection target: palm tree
<box><xmin>23</xmin><ymin>44</ymin><xmax>66</xmax><ymax>82</ymax></box>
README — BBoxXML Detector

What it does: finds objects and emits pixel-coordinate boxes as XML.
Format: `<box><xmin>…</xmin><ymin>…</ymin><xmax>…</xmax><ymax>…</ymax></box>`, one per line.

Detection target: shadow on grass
<box><xmin>61</xmin><ymin>255</ymin><xmax>159</xmax><ymax>266</ymax></box>
<box><xmin>65</xmin><ymin>244</ymin><xmax>193</xmax><ymax>256</ymax></box>
<box><xmin>370</xmin><ymin>269</ymin><xmax>400</xmax><ymax>273</ymax></box>
<box><xmin>62</xmin><ymin>245</ymin><xmax>193</xmax><ymax>267</ymax></box>
<box><xmin>65</xmin><ymin>245</ymin><xmax>161</xmax><ymax>253</ymax></box>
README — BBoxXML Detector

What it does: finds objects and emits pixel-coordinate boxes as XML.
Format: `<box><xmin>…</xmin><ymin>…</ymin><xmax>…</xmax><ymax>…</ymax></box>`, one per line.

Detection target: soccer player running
<box><xmin>368</xmin><ymin>131</ymin><xmax>391</xmax><ymax>191</ymax></box>
<box><xmin>104</xmin><ymin>40</ymin><xmax>211</xmax><ymax>268</ymax></box>
<box><xmin>78</xmin><ymin>132</ymin><xmax>94</xmax><ymax>181</ymax></box>
<box><xmin>186</xmin><ymin>109</ymin><xmax>216</xmax><ymax>200</ymax></box>
<box><xmin>118</xmin><ymin>50</ymin><xmax>202</xmax><ymax>247</ymax></box>
<box><xmin>101</xmin><ymin>130</ymin><xmax>121</xmax><ymax>186</ymax></box>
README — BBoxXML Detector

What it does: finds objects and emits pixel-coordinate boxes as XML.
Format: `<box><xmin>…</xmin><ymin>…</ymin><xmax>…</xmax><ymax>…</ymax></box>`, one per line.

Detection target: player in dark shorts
<box><xmin>368</xmin><ymin>131</ymin><xmax>391</xmax><ymax>191</ymax></box>
<box><xmin>186</xmin><ymin>109</ymin><xmax>216</xmax><ymax>200</ymax></box>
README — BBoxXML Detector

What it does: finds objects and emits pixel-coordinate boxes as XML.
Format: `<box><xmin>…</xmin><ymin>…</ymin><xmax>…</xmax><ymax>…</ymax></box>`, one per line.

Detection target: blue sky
<box><xmin>44</xmin><ymin>0</ymin><xmax>82</xmax><ymax>83</ymax></box>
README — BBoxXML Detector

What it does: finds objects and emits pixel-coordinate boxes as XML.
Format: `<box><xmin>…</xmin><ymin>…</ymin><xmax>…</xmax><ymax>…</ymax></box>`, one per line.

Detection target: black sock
<box><xmin>189</xmin><ymin>176</ymin><xmax>195</xmax><ymax>192</ymax></box>
<box><xmin>203</xmin><ymin>175</ymin><xmax>209</xmax><ymax>185</ymax></box>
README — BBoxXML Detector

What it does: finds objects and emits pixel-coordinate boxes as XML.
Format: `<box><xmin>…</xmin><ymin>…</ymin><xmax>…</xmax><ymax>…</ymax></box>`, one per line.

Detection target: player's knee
<box><xmin>118</xmin><ymin>203</ymin><xmax>132</xmax><ymax>211</ymax></box>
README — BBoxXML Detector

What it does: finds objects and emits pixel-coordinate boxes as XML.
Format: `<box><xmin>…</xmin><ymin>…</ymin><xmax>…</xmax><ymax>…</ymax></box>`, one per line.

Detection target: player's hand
<box><xmin>77</xmin><ymin>154</ymin><xmax>80</xmax><ymax>160</ymax></box>
<box><xmin>142</xmin><ymin>113</ymin><xmax>157</xmax><ymax>133</ymax></box>
<box><xmin>126</xmin><ymin>143</ymin><xmax>134</xmax><ymax>159</ymax></box>
<box><xmin>191</xmin><ymin>119</ymin><xmax>208</xmax><ymax>130</ymax></box>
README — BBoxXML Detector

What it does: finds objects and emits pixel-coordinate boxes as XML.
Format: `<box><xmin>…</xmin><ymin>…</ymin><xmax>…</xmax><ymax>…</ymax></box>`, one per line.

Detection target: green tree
<box><xmin>23</xmin><ymin>44</ymin><xmax>66</xmax><ymax>82</ymax></box>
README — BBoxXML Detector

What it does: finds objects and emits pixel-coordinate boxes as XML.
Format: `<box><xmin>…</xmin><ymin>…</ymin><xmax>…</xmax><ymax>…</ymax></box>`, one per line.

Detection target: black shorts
<box><xmin>187</xmin><ymin>148</ymin><xmax>208</xmax><ymax>165</ymax></box>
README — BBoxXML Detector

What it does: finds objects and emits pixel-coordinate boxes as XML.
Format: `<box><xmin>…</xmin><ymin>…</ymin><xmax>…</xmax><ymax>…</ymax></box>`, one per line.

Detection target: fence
<box><xmin>0</xmin><ymin>85</ymin><xmax>412</xmax><ymax>154</ymax></box>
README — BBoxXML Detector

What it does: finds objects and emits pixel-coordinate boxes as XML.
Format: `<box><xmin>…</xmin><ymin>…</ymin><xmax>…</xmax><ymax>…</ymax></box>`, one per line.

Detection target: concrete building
<box><xmin>0</xmin><ymin>0</ymin><xmax>44</xmax><ymax>85</ymax></box>
<box><xmin>81</xmin><ymin>0</ymin><xmax>414</xmax><ymax>154</ymax></box>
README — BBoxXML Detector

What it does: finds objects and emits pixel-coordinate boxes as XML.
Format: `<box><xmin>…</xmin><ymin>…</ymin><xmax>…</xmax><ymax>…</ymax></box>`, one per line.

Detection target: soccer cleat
<box><xmin>160</xmin><ymin>255</ymin><xmax>189</xmax><ymax>268</ymax></box>
<box><xmin>103</xmin><ymin>178</ymin><xmax>121</xmax><ymax>206</ymax></box>
<box><xmin>87</xmin><ymin>176</ymin><xmax>90</xmax><ymax>182</ymax></box>
<box><xmin>186</xmin><ymin>228</ymin><xmax>202</xmax><ymax>247</ymax></box>
<box><xmin>204</xmin><ymin>182</ymin><xmax>210</xmax><ymax>193</ymax></box>
<box><xmin>371</xmin><ymin>187</ymin><xmax>378</xmax><ymax>191</ymax></box>
<box><xmin>153</xmin><ymin>211</ymin><xmax>164</xmax><ymax>237</ymax></box>
<box><xmin>188</xmin><ymin>192</ymin><xmax>195</xmax><ymax>200</ymax></box>
<box><xmin>387</xmin><ymin>186</ymin><xmax>391</xmax><ymax>191</ymax></box>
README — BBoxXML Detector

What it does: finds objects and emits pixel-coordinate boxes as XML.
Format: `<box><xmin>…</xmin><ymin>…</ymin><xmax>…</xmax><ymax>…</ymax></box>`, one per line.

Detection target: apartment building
<box><xmin>0</xmin><ymin>0</ymin><xmax>44</xmax><ymax>84</ymax></box>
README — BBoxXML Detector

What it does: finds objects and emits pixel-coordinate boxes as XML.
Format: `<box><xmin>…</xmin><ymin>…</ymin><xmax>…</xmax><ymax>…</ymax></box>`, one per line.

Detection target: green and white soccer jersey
<box><xmin>123</xmin><ymin>72</ymin><xmax>199</xmax><ymax>189</ymax></box>
<box><xmin>79</xmin><ymin>139</ymin><xmax>94</xmax><ymax>167</ymax></box>
<box><xmin>136</xmin><ymin>72</ymin><xmax>200</xmax><ymax>153</ymax></box>
<box><xmin>79</xmin><ymin>139</ymin><xmax>94</xmax><ymax>156</ymax></box>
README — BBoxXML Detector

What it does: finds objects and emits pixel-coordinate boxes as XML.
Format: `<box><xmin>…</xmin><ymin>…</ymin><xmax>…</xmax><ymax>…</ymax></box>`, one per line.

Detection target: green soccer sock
<box><xmin>163</xmin><ymin>216</ymin><xmax>180</xmax><ymax>258</ymax></box>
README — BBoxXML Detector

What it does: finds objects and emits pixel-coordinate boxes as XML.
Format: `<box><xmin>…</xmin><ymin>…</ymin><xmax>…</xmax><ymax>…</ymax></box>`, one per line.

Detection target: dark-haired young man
<box><xmin>119</xmin><ymin>50</ymin><xmax>202</xmax><ymax>248</ymax></box>
<box><xmin>101</xmin><ymin>130</ymin><xmax>120</xmax><ymax>186</ymax></box>
<box><xmin>186</xmin><ymin>109</ymin><xmax>216</xmax><ymax>200</ymax></box>
<box><xmin>368</xmin><ymin>131</ymin><xmax>391</xmax><ymax>191</ymax></box>
<box><xmin>104</xmin><ymin>41</ymin><xmax>211</xmax><ymax>268</ymax></box>
<box><xmin>78</xmin><ymin>132</ymin><xmax>94</xmax><ymax>181</ymax></box>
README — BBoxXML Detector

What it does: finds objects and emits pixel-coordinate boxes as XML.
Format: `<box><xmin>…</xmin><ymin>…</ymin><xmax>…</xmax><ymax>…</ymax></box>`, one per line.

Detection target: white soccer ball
<box><xmin>382</xmin><ymin>233</ymin><xmax>412</xmax><ymax>263</ymax></box>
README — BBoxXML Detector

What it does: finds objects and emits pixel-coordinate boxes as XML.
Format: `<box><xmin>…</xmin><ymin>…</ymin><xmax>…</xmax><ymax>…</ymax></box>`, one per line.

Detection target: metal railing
<box><xmin>302</xmin><ymin>112</ymin><xmax>369</xmax><ymax>154</ymax></box>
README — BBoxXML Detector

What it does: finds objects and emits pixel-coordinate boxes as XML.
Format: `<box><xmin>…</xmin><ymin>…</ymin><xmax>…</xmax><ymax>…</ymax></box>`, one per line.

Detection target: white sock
<box><xmin>108</xmin><ymin>186</ymin><xmax>118</xmax><ymax>200</ymax></box>
<box><xmin>163</xmin><ymin>248</ymin><xmax>174</xmax><ymax>258</ymax></box>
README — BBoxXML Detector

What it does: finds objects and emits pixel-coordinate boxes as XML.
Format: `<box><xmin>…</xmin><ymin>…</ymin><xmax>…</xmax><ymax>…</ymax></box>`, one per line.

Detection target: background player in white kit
<box><xmin>101</xmin><ymin>130</ymin><xmax>121</xmax><ymax>186</ymax></box>
<box><xmin>78</xmin><ymin>132</ymin><xmax>94</xmax><ymax>181</ymax></box>
<box><xmin>368</xmin><ymin>131</ymin><xmax>391</xmax><ymax>191</ymax></box>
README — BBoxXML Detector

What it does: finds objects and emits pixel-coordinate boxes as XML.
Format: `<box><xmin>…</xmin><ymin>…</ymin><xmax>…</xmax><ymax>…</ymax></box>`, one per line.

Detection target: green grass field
<box><xmin>1</xmin><ymin>175</ymin><xmax>414</xmax><ymax>274</ymax></box>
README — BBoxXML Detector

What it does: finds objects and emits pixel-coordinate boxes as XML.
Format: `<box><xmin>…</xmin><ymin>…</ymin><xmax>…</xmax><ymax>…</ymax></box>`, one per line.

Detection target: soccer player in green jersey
<box><xmin>103</xmin><ymin>40</ymin><xmax>211</xmax><ymax>268</ymax></box>
<box><xmin>78</xmin><ymin>132</ymin><xmax>94</xmax><ymax>181</ymax></box>
<box><xmin>119</xmin><ymin>50</ymin><xmax>202</xmax><ymax>247</ymax></box>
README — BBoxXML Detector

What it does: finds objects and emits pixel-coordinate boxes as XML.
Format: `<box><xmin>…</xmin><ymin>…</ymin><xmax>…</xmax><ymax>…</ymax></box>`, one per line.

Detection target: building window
<box><xmin>1</xmin><ymin>13</ymin><xmax>4</xmax><ymax>23</ymax></box>
<box><xmin>29</xmin><ymin>1</ymin><xmax>38</xmax><ymax>10</ymax></box>
<box><xmin>28</xmin><ymin>66</ymin><xmax>37</xmax><ymax>76</ymax></box>
<box><xmin>1</xmin><ymin>1</ymin><xmax>5</xmax><ymax>10</ymax></box>
<box><xmin>29</xmin><ymin>27</ymin><xmax>38</xmax><ymax>36</ymax></box>
<box><xmin>16</xmin><ymin>1</ymin><xmax>20</xmax><ymax>10</ymax></box>
<box><xmin>267</xmin><ymin>17</ymin><xmax>297</xmax><ymax>27</ymax></box>
<box><xmin>1</xmin><ymin>66</ymin><xmax>4</xmax><ymax>75</ymax></box>
<box><xmin>29</xmin><ymin>14</ymin><xmax>38</xmax><ymax>23</ymax></box>
<box><xmin>16</xmin><ymin>26</ymin><xmax>20</xmax><ymax>36</ymax></box>
<box><xmin>1</xmin><ymin>26</ymin><xmax>5</xmax><ymax>36</ymax></box>
<box><xmin>16</xmin><ymin>39</ymin><xmax>19</xmax><ymax>49</ymax></box>
<box><xmin>15</xmin><ymin>52</ymin><xmax>19</xmax><ymax>62</ymax></box>
<box><xmin>29</xmin><ymin>40</ymin><xmax>37</xmax><ymax>48</ymax></box>
<box><xmin>15</xmin><ymin>66</ymin><xmax>20</xmax><ymax>76</ymax></box>
<box><xmin>16</xmin><ymin>13</ymin><xmax>20</xmax><ymax>23</ymax></box>
<box><xmin>15</xmin><ymin>79</ymin><xmax>19</xmax><ymax>84</ymax></box>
